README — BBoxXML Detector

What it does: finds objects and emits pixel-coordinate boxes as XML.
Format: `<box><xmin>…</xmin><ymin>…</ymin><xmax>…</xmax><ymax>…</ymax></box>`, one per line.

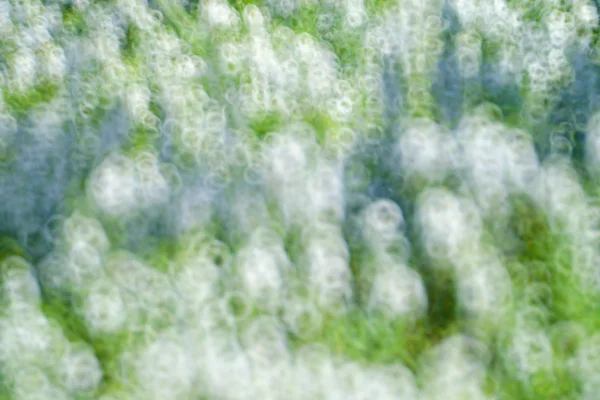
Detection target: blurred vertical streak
<box><xmin>432</xmin><ymin>0</ymin><xmax>462</xmax><ymax>126</ymax></box>
<box><xmin>382</xmin><ymin>54</ymin><xmax>402</xmax><ymax>125</ymax></box>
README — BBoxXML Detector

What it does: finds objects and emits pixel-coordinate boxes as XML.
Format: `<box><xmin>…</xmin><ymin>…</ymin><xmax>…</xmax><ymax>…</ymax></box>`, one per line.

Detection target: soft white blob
<box><xmin>242</xmin><ymin>316</ymin><xmax>290</xmax><ymax>372</ymax></box>
<box><xmin>416</xmin><ymin>188</ymin><xmax>483</xmax><ymax>264</ymax></box>
<box><xmin>0</xmin><ymin>0</ymin><xmax>12</xmax><ymax>35</ymax></box>
<box><xmin>359</xmin><ymin>198</ymin><xmax>405</xmax><ymax>249</ymax></box>
<box><xmin>573</xmin><ymin>0</ymin><xmax>599</xmax><ymax>31</ymax></box>
<box><xmin>396</xmin><ymin>118</ymin><xmax>455</xmax><ymax>182</ymax></box>
<box><xmin>293</xmin><ymin>343</ymin><xmax>335</xmax><ymax>399</ymax></box>
<box><xmin>103</xmin><ymin>252</ymin><xmax>168</xmax><ymax>323</ymax></box>
<box><xmin>455</xmin><ymin>115</ymin><xmax>516</xmax><ymax>215</ymax></box>
<box><xmin>534</xmin><ymin>158</ymin><xmax>587</xmax><ymax>237</ymax></box>
<box><xmin>10</xmin><ymin>366</ymin><xmax>70</xmax><ymax>400</ymax></box>
<box><xmin>420</xmin><ymin>335</ymin><xmax>490</xmax><ymax>400</ymax></box>
<box><xmin>88</xmin><ymin>154</ymin><xmax>139</xmax><ymax>217</ymax></box>
<box><xmin>80</xmin><ymin>278</ymin><xmax>128</xmax><ymax>335</ymax></box>
<box><xmin>36</xmin><ymin>251</ymin><xmax>73</xmax><ymax>292</ymax></box>
<box><xmin>243</xmin><ymin>4</ymin><xmax>266</xmax><ymax>32</ymax></box>
<box><xmin>306</xmin><ymin>161</ymin><xmax>345</xmax><ymax>222</ymax></box>
<box><xmin>203</xmin><ymin>0</ymin><xmax>239</xmax><ymax>28</ymax></box>
<box><xmin>134</xmin><ymin>335</ymin><xmax>195</xmax><ymax>400</ymax></box>
<box><xmin>1</xmin><ymin>265</ymin><xmax>41</xmax><ymax>309</ymax></box>
<box><xmin>172</xmin><ymin>258</ymin><xmax>220</xmax><ymax>313</ymax></box>
<box><xmin>134</xmin><ymin>152</ymin><xmax>171</xmax><ymax>207</ymax></box>
<box><xmin>302</xmin><ymin>232</ymin><xmax>353</xmax><ymax>312</ymax></box>
<box><xmin>65</xmin><ymin>241</ymin><xmax>106</xmax><ymax>286</ymax></box>
<box><xmin>193</xmin><ymin>332</ymin><xmax>250</xmax><ymax>400</ymax></box>
<box><xmin>503</xmin><ymin>128</ymin><xmax>540</xmax><ymax>193</ymax></box>
<box><xmin>263</xmin><ymin>133</ymin><xmax>310</xmax><ymax>184</ymax></box>
<box><xmin>58</xmin><ymin>342</ymin><xmax>103</xmax><ymax>393</ymax></box>
<box><xmin>0</xmin><ymin>309</ymin><xmax>61</xmax><ymax>368</ymax></box>
<box><xmin>455</xmin><ymin>249</ymin><xmax>513</xmax><ymax>319</ymax></box>
<box><xmin>236</xmin><ymin>245</ymin><xmax>283</xmax><ymax>308</ymax></box>
<box><xmin>9</xmin><ymin>48</ymin><xmax>37</xmax><ymax>92</ymax></box>
<box><xmin>124</xmin><ymin>84</ymin><xmax>151</xmax><ymax>123</ymax></box>
<box><xmin>505</xmin><ymin>328</ymin><xmax>554</xmax><ymax>380</ymax></box>
<box><xmin>368</xmin><ymin>263</ymin><xmax>428</xmax><ymax>318</ymax></box>
<box><xmin>337</xmin><ymin>363</ymin><xmax>420</xmax><ymax>400</ymax></box>
<box><xmin>39</xmin><ymin>42</ymin><xmax>67</xmax><ymax>81</ymax></box>
<box><xmin>309</xmin><ymin>253</ymin><xmax>353</xmax><ymax>309</ymax></box>
<box><xmin>546</xmin><ymin>9</ymin><xmax>577</xmax><ymax>48</ymax></box>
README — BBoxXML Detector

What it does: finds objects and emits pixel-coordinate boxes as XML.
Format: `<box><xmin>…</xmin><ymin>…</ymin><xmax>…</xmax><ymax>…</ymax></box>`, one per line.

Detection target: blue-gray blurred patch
<box><xmin>547</xmin><ymin>51</ymin><xmax>600</xmax><ymax>169</ymax></box>
<box><xmin>432</xmin><ymin>0</ymin><xmax>463</xmax><ymax>126</ymax></box>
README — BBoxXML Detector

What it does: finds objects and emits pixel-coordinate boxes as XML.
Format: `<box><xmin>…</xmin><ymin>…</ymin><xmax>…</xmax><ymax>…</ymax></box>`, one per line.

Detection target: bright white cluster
<box><xmin>261</xmin><ymin>125</ymin><xmax>347</xmax><ymax>226</ymax></box>
<box><xmin>305</xmin><ymin>160</ymin><xmax>346</xmax><ymax>222</ymax></box>
<box><xmin>235</xmin><ymin>243</ymin><xmax>285</xmax><ymax>309</ymax></box>
<box><xmin>454</xmin><ymin>248</ymin><xmax>513</xmax><ymax>322</ymax></box>
<box><xmin>420</xmin><ymin>335</ymin><xmax>491</xmax><ymax>400</ymax></box>
<box><xmin>505</xmin><ymin>326</ymin><xmax>554</xmax><ymax>380</ymax></box>
<box><xmin>455</xmin><ymin>109</ymin><xmax>540</xmax><ymax>216</ymax></box>
<box><xmin>368</xmin><ymin>261</ymin><xmax>428</xmax><ymax>319</ymax></box>
<box><xmin>132</xmin><ymin>333</ymin><xmax>196</xmax><ymax>400</ymax></box>
<box><xmin>87</xmin><ymin>154</ymin><xmax>140</xmax><ymax>217</ymax></box>
<box><xmin>57</xmin><ymin>342</ymin><xmax>104</xmax><ymax>394</ymax></box>
<box><xmin>0</xmin><ymin>266</ymin><xmax>103</xmax><ymax>397</ymax></box>
<box><xmin>358</xmin><ymin>198</ymin><xmax>407</xmax><ymax>255</ymax></box>
<box><xmin>0</xmin><ymin>256</ymin><xmax>41</xmax><ymax>311</ymax></box>
<box><xmin>172</xmin><ymin>257</ymin><xmax>221</xmax><ymax>315</ymax></box>
<box><xmin>262</xmin><ymin>128</ymin><xmax>312</xmax><ymax>186</ymax></box>
<box><xmin>304</xmin><ymin>222</ymin><xmax>353</xmax><ymax>310</ymax></box>
<box><xmin>202</xmin><ymin>0</ymin><xmax>240</xmax><ymax>28</ymax></box>
<box><xmin>534</xmin><ymin>158</ymin><xmax>587</xmax><ymax>234</ymax></box>
<box><xmin>396</xmin><ymin>118</ymin><xmax>455</xmax><ymax>183</ymax></box>
<box><xmin>8</xmin><ymin>48</ymin><xmax>37</xmax><ymax>92</ymax></box>
<box><xmin>416</xmin><ymin>188</ymin><xmax>483</xmax><ymax>265</ymax></box>
<box><xmin>79</xmin><ymin>277</ymin><xmax>128</xmax><ymax>334</ymax></box>
<box><xmin>88</xmin><ymin>152</ymin><xmax>172</xmax><ymax>217</ymax></box>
